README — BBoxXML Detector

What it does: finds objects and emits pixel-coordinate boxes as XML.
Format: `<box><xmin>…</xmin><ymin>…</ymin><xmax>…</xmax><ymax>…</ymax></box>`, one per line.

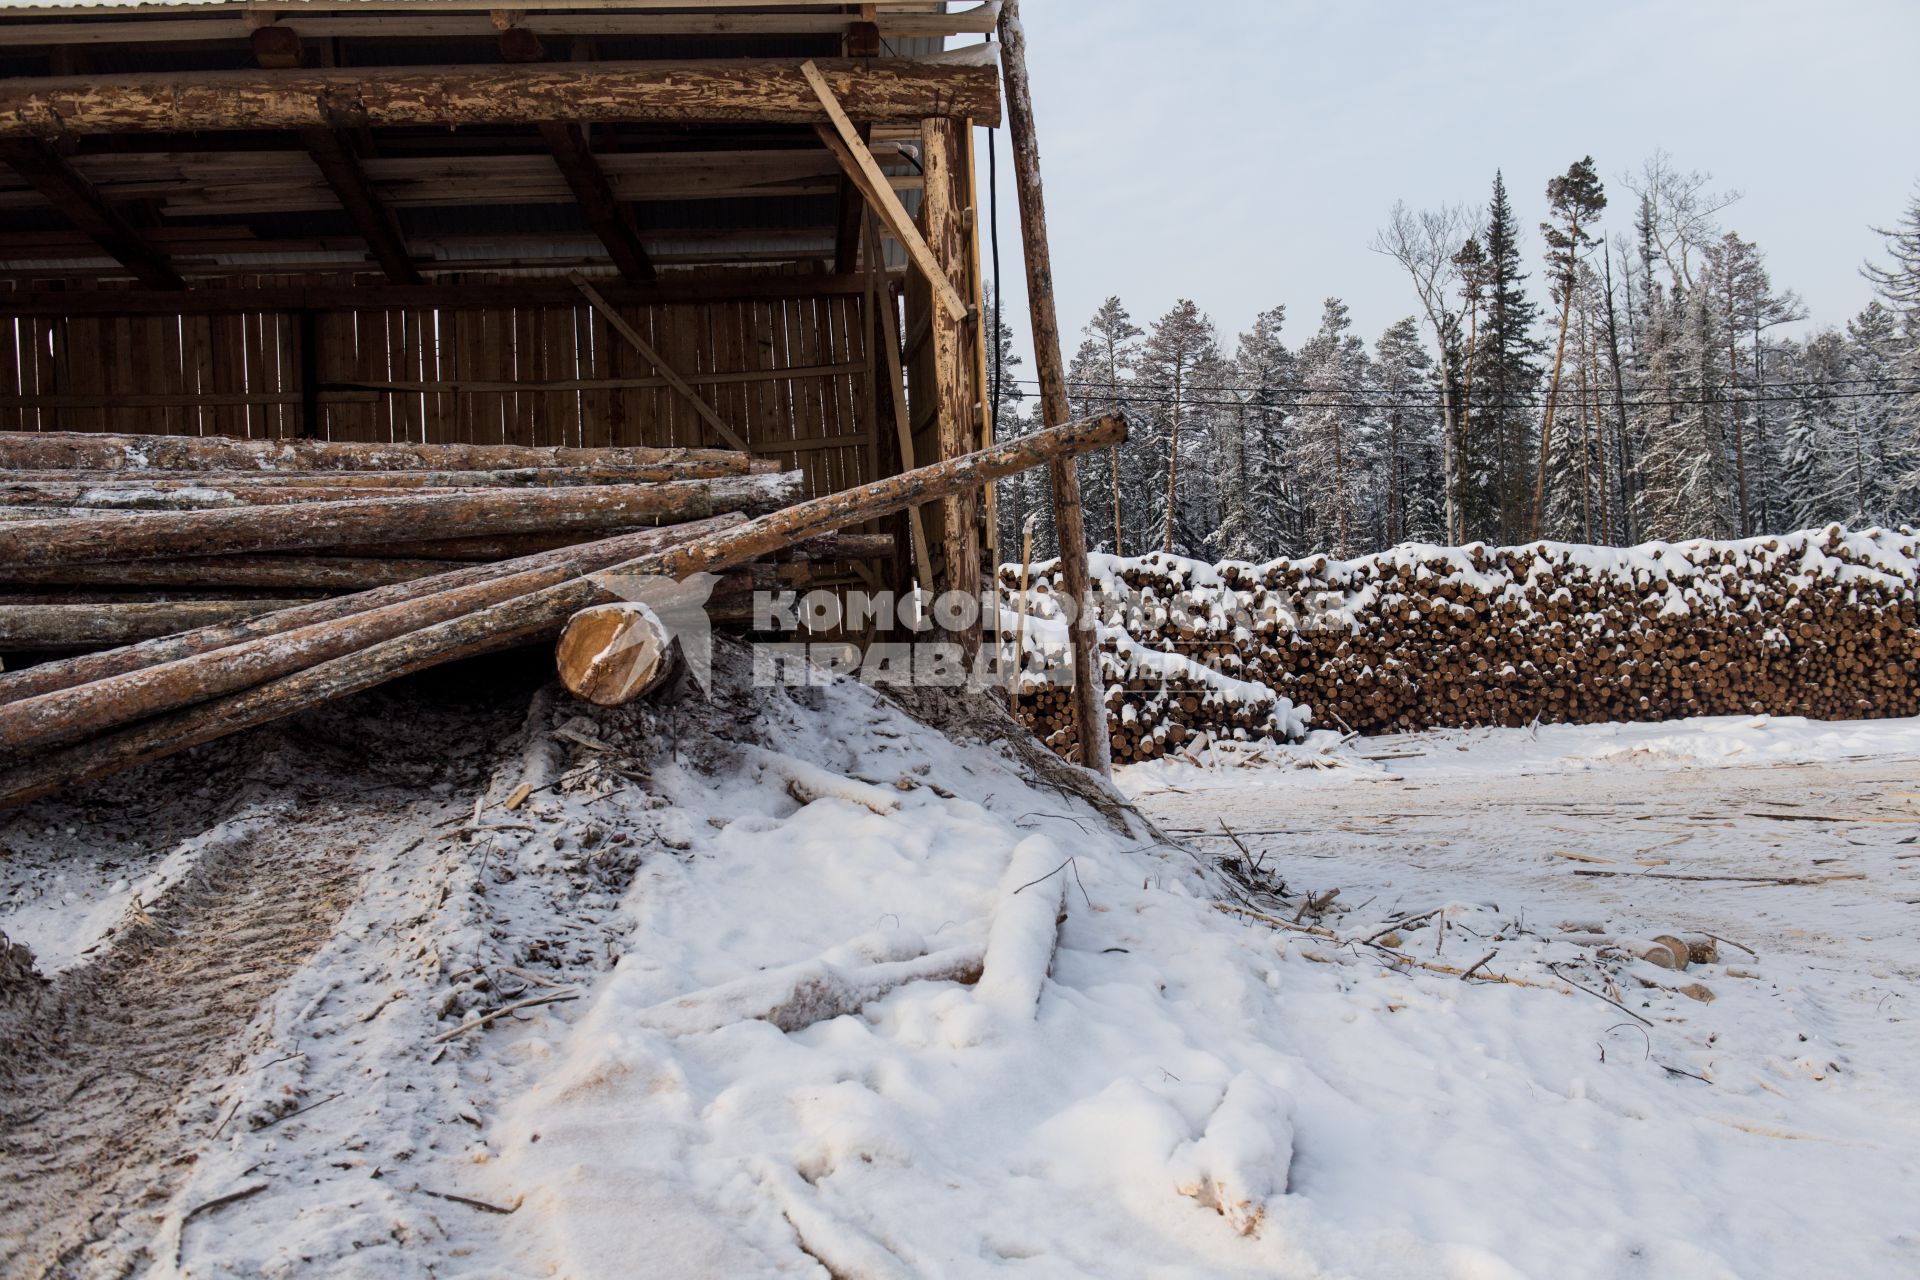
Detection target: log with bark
<box><xmin>0</xmin><ymin>431</ymin><xmax>758</xmax><ymax>475</ymax></box>
<box><xmin>0</xmin><ymin>462</ymin><xmax>776</xmax><ymax>488</ymax></box>
<box><xmin>0</xmin><ymin>471</ymin><xmax>801</xmax><ymax>567</ymax></box>
<box><xmin>0</xmin><ymin>532</ymin><xmax>893</xmax><ymax>593</ymax></box>
<box><xmin>0</xmin><ymin>58</ymin><xmax>1003</xmax><ymax>138</ymax></box>
<box><xmin>0</xmin><ymin>516</ymin><xmax>745</xmax><ymax>753</ymax></box>
<box><xmin>0</xmin><ymin>464</ymin><xmax>774</xmax><ymax>509</ymax></box>
<box><xmin>0</xmin><ymin>556</ymin><xmax>451</xmax><ymax>592</ymax></box>
<box><xmin>0</xmin><ymin>412</ymin><xmax>1126</xmax><ymax>807</ymax></box>
<box><xmin>0</xmin><ymin>599</ymin><xmax>313</xmax><ymax>649</ymax></box>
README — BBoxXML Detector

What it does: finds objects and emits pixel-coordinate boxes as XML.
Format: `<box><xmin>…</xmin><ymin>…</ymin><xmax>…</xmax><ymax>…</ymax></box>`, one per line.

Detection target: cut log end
<box><xmin>556</xmin><ymin>602</ymin><xmax>677</xmax><ymax>707</ymax></box>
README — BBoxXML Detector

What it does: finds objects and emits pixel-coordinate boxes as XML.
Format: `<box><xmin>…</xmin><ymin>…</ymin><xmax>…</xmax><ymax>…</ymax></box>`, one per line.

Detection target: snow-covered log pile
<box><xmin>1004</xmin><ymin>525</ymin><xmax>1920</xmax><ymax>761</ymax></box>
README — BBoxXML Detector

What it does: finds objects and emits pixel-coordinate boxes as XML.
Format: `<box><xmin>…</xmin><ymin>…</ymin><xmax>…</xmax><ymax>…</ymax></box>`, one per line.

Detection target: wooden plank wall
<box><xmin>0</xmin><ymin>273</ymin><xmax>880</xmax><ymax>505</ymax></box>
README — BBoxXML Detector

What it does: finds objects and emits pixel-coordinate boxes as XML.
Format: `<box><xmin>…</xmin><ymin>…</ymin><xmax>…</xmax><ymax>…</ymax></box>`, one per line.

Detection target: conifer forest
<box><xmin>993</xmin><ymin>154</ymin><xmax>1920</xmax><ymax>563</ymax></box>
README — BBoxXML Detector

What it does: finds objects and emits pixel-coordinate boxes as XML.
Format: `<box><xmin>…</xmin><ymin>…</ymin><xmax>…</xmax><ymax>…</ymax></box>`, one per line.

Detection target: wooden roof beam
<box><xmin>0</xmin><ymin>10</ymin><xmax>996</xmax><ymax>46</ymax></box>
<box><xmin>0</xmin><ymin>59</ymin><xmax>1002</xmax><ymax>138</ymax></box>
<box><xmin>248</xmin><ymin>24</ymin><xmax>419</xmax><ymax>285</ymax></box>
<box><xmin>0</xmin><ymin>138</ymin><xmax>182</xmax><ymax>289</ymax></box>
<box><xmin>499</xmin><ymin>24</ymin><xmax>654</xmax><ymax>284</ymax></box>
<box><xmin>294</xmin><ymin>127</ymin><xmax>422</xmax><ymax>284</ymax></box>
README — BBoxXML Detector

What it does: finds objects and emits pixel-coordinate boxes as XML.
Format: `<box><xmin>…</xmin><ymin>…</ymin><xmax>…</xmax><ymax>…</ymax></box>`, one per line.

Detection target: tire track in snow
<box><xmin>0</xmin><ymin>808</ymin><xmax>375</xmax><ymax>1276</ymax></box>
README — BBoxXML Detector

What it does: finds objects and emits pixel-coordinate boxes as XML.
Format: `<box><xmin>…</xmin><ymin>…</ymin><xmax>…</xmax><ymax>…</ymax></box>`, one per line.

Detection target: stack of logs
<box><xmin>1007</xmin><ymin>527</ymin><xmax>1920</xmax><ymax>763</ymax></box>
<box><xmin>0</xmin><ymin>430</ymin><xmax>886</xmax><ymax>652</ymax></box>
<box><xmin>0</xmin><ymin>413</ymin><xmax>1126</xmax><ymax>807</ymax></box>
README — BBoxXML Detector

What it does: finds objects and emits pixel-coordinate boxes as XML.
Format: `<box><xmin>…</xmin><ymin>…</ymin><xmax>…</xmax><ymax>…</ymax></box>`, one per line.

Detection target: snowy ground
<box><xmin>3</xmin><ymin>664</ymin><xmax>1917</xmax><ymax>1278</ymax></box>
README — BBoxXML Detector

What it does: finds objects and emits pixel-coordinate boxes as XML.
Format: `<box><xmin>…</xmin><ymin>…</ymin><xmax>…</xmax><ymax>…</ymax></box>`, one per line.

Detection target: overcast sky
<box><xmin>978</xmin><ymin>0</ymin><xmax>1920</xmax><ymax>378</ymax></box>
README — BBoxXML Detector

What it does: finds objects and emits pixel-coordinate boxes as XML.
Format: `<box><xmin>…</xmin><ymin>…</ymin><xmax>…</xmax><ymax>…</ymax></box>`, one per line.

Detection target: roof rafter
<box><xmin>250</xmin><ymin>24</ymin><xmax>420</xmax><ymax>285</ymax></box>
<box><xmin>498</xmin><ymin>23</ymin><xmax>655</xmax><ymax>284</ymax></box>
<box><xmin>0</xmin><ymin>138</ymin><xmax>183</xmax><ymax>289</ymax></box>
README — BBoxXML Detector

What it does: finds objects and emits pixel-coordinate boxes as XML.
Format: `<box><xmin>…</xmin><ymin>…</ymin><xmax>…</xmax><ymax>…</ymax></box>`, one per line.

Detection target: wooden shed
<box><xmin>0</xmin><ymin>0</ymin><xmax>1004</xmax><ymax>608</ymax></box>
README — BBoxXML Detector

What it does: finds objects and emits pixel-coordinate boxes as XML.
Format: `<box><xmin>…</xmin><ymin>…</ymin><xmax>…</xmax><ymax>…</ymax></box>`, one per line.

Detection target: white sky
<box><xmin>978</xmin><ymin>0</ymin><xmax>1920</xmax><ymax>375</ymax></box>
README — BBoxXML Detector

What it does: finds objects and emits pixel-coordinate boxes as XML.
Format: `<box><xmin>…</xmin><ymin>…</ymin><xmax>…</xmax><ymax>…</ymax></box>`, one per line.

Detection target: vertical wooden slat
<box><xmin>36</xmin><ymin>317</ymin><xmax>61</xmax><ymax>434</ymax></box>
<box><xmin>574</xmin><ymin>301</ymin><xmax>603</xmax><ymax>448</ymax></box>
<box><xmin>748</xmin><ymin>297</ymin><xmax>779</xmax><ymax>456</ymax></box>
<box><xmin>0</xmin><ymin>315</ymin><xmax>19</xmax><ymax>434</ymax></box>
<box><xmin>479</xmin><ymin>303</ymin><xmax>504</xmax><ymax>446</ymax></box>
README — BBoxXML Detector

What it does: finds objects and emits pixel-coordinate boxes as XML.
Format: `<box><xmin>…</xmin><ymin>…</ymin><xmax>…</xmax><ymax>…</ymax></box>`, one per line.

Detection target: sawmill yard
<box><xmin>2</xmin><ymin>649</ymin><xmax>1916</xmax><ymax>1278</ymax></box>
<box><xmin>2</xmin><ymin>0</ymin><xmax>1918</xmax><ymax>1274</ymax></box>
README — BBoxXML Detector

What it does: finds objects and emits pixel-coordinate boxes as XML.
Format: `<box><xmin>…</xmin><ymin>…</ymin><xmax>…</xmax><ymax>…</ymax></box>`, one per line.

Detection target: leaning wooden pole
<box><xmin>997</xmin><ymin>0</ymin><xmax>1112</xmax><ymax>776</ymax></box>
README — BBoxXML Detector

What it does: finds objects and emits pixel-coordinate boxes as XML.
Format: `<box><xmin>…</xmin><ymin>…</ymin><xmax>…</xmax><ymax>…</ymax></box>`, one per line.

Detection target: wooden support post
<box><xmin>499</xmin><ymin>24</ymin><xmax>656</xmax><ymax>284</ymax></box>
<box><xmin>800</xmin><ymin>59</ymin><xmax>970</xmax><ymax>324</ymax></box>
<box><xmin>569</xmin><ymin>273</ymin><xmax>751</xmax><ymax>452</ymax></box>
<box><xmin>998</xmin><ymin>0</ymin><xmax>1111</xmax><ymax>775</ymax></box>
<box><xmin>919</xmin><ymin>117</ymin><xmax>981</xmax><ymax>667</ymax></box>
<box><xmin>0</xmin><ymin>140</ymin><xmax>182</xmax><ymax>290</ymax></box>
<box><xmin>869</xmin><ymin>212</ymin><xmax>933</xmax><ymax>587</ymax></box>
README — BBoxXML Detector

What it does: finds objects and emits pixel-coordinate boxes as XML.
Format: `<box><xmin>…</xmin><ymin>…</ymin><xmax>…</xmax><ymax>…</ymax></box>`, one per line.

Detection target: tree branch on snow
<box><xmin>973</xmin><ymin>834</ymin><xmax>1070</xmax><ymax>1019</ymax></box>
<box><xmin>637</xmin><ymin>933</ymin><xmax>983</xmax><ymax>1036</ymax></box>
<box><xmin>743</xmin><ymin>745</ymin><xmax>900</xmax><ymax>815</ymax></box>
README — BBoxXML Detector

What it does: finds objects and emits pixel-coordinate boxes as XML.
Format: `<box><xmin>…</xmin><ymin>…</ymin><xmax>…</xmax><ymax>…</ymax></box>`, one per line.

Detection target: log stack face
<box><xmin>1006</xmin><ymin>527</ymin><xmax>1920</xmax><ymax>765</ymax></box>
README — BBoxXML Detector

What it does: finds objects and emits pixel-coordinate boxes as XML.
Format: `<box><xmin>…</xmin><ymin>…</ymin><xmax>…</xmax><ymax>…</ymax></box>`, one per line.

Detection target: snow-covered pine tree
<box><xmin>1843</xmin><ymin>300</ymin><xmax>1911</xmax><ymax>526</ymax></box>
<box><xmin>1862</xmin><ymin>187</ymin><xmax>1920</xmax><ymax>515</ymax></box>
<box><xmin>1777</xmin><ymin>329</ymin><xmax>1855</xmax><ymax>529</ymax></box>
<box><xmin>1373</xmin><ymin>317</ymin><xmax>1443</xmax><ymax>544</ymax></box>
<box><xmin>1223</xmin><ymin>305</ymin><xmax>1296</xmax><ymax>559</ymax></box>
<box><xmin>1372</xmin><ymin>202</ymin><xmax>1472</xmax><ymax>543</ymax></box>
<box><xmin>1699</xmin><ymin>231</ymin><xmax>1804</xmax><ymax>534</ymax></box>
<box><xmin>1544</xmin><ymin>263</ymin><xmax>1610</xmax><ymax>542</ymax></box>
<box><xmin>1535</xmin><ymin>157</ymin><xmax>1607</xmax><ymax>535</ymax></box>
<box><xmin>1450</xmin><ymin>233</ymin><xmax>1491</xmax><ymax>543</ymax></box>
<box><xmin>1290</xmin><ymin>299</ymin><xmax>1373</xmax><ymax>557</ymax></box>
<box><xmin>1466</xmin><ymin>172</ymin><xmax>1545</xmax><ymax>544</ymax></box>
<box><xmin>1136</xmin><ymin>299</ymin><xmax>1221</xmax><ymax>556</ymax></box>
<box><xmin>1065</xmin><ymin>296</ymin><xmax>1143</xmax><ymax>553</ymax></box>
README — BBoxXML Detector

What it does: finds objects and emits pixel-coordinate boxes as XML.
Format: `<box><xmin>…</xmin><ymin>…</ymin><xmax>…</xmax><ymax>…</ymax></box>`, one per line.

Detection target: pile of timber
<box><xmin>1006</xmin><ymin>526</ymin><xmax>1920</xmax><ymax>764</ymax></box>
<box><xmin>0</xmin><ymin>430</ymin><xmax>843</xmax><ymax>651</ymax></box>
<box><xmin>0</xmin><ymin>414</ymin><xmax>1126</xmax><ymax>808</ymax></box>
<box><xmin>1009</xmin><ymin>622</ymin><xmax>1295</xmax><ymax>766</ymax></box>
